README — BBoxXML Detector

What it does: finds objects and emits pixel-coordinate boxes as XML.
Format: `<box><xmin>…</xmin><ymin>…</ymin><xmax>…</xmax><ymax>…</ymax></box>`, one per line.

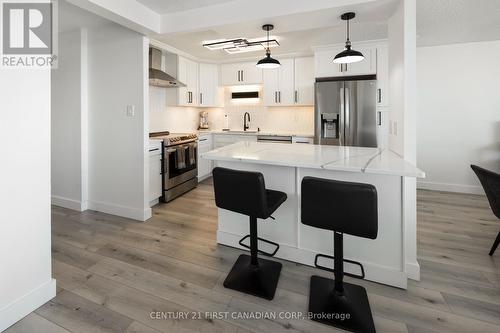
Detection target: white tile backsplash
<box><xmin>149</xmin><ymin>86</ymin><xmax>314</xmax><ymax>134</ymax></box>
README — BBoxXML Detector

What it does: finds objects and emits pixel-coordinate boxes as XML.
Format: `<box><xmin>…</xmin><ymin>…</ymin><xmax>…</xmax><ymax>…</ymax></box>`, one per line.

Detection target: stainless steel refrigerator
<box><xmin>314</xmin><ymin>77</ymin><xmax>377</xmax><ymax>147</ymax></box>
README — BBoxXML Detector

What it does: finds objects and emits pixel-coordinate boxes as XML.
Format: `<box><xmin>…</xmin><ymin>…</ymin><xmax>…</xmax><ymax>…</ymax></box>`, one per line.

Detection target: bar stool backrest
<box><xmin>471</xmin><ymin>165</ymin><xmax>500</xmax><ymax>219</ymax></box>
<box><xmin>301</xmin><ymin>176</ymin><xmax>378</xmax><ymax>239</ymax></box>
<box><xmin>213</xmin><ymin>167</ymin><xmax>268</xmax><ymax>218</ymax></box>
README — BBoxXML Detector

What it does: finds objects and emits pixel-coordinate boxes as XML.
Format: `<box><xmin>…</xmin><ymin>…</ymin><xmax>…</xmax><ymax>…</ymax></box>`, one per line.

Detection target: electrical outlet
<box><xmin>126</xmin><ymin>105</ymin><xmax>135</xmax><ymax>117</ymax></box>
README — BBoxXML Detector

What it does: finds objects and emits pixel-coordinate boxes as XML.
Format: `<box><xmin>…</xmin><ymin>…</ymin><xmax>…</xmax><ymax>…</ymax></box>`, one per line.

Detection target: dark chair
<box><xmin>471</xmin><ymin>165</ymin><xmax>500</xmax><ymax>256</ymax></box>
<box><xmin>212</xmin><ymin>167</ymin><xmax>287</xmax><ymax>300</ymax></box>
<box><xmin>301</xmin><ymin>176</ymin><xmax>378</xmax><ymax>333</ymax></box>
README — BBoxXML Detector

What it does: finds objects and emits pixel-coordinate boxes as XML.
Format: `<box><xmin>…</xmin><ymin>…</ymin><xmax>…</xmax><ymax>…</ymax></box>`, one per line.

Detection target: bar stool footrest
<box><xmin>239</xmin><ymin>235</ymin><xmax>280</xmax><ymax>257</ymax></box>
<box><xmin>314</xmin><ymin>254</ymin><xmax>365</xmax><ymax>279</ymax></box>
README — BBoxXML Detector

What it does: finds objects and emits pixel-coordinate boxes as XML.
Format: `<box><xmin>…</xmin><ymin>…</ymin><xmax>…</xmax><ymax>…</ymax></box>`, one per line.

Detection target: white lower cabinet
<box><xmin>213</xmin><ymin>134</ymin><xmax>257</xmax><ymax>148</ymax></box>
<box><xmin>149</xmin><ymin>146</ymin><xmax>163</xmax><ymax>204</ymax></box>
<box><xmin>197</xmin><ymin>135</ymin><xmax>213</xmax><ymax>180</ymax></box>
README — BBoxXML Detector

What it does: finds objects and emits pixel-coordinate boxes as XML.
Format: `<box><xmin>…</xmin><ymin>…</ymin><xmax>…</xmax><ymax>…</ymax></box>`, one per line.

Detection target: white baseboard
<box><xmin>218</xmin><ymin>231</ymin><xmax>408</xmax><ymax>289</ymax></box>
<box><xmin>51</xmin><ymin>195</ymin><xmax>86</xmax><ymax>211</ymax></box>
<box><xmin>0</xmin><ymin>279</ymin><xmax>56</xmax><ymax>332</ymax></box>
<box><xmin>406</xmin><ymin>261</ymin><xmax>420</xmax><ymax>281</ymax></box>
<box><xmin>87</xmin><ymin>200</ymin><xmax>152</xmax><ymax>221</ymax></box>
<box><xmin>417</xmin><ymin>181</ymin><xmax>484</xmax><ymax>195</ymax></box>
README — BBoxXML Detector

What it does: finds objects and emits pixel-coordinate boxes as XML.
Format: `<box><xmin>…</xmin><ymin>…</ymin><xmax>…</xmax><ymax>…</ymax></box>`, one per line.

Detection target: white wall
<box><xmin>149</xmin><ymin>86</ymin><xmax>200</xmax><ymax>132</ymax></box>
<box><xmin>149</xmin><ymin>86</ymin><xmax>314</xmax><ymax>135</ymax></box>
<box><xmin>87</xmin><ymin>24</ymin><xmax>150</xmax><ymax>220</ymax></box>
<box><xmin>51</xmin><ymin>29</ymin><xmax>88</xmax><ymax>211</ymax></box>
<box><xmin>0</xmin><ymin>69</ymin><xmax>56</xmax><ymax>330</ymax></box>
<box><xmin>417</xmin><ymin>40</ymin><xmax>500</xmax><ymax>194</ymax></box>
<box><xmin>388</xmin><ymin>1</ymin><xmax>405</xmax><ymax>156</ymax></box>
<box><xmin>387</xmin><ymin>0</ymin><xmax>419</xmax><ymax>281</ymax></box>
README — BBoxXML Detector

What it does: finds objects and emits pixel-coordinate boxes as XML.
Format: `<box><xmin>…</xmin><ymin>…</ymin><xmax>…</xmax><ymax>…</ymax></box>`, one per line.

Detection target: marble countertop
<box><xmin>202</xmin><ymin>141</ymin><xmax>425</xmax><ymax>178</ymax></box>
<box><xmin>198</xmin><ymin>130</ymin><xmax>314</xmax><ymax>138</ymax></box>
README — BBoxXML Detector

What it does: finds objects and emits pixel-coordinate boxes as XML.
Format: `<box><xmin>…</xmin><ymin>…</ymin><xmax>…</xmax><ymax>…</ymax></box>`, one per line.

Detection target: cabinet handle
<box><xmin>378</xmin><ymin>111</ymin><xmax>382</xmax><ymax>126</ymax></box>
<box><xmin>294</xmin><ymin>90</ymin><xmax>298</xmax><ymax>103</ymax></box>
<box><xmin>278</xmin><ymin>91</ymin><xmax>281</xmax><ymax>103</ymax></box>
<box><xmin>377</xmin><ymin>89</ymin><xmax>382</xmax><ymax>103</ymax></box>
<box><xmin>274</xmin><ymin>91</ymin><xmax>277</xmax><ymax>103</ymax></box>
<box><xmin>200</xmin><ymin>93</ymin><xmax>203</xmax><ymax>105</ymax></box>
<box><xmin>199</xmin><ymin>138</ymin><xmax>207</xmax><ymax>142</ymax></box>
<box><xmin>241</xmin><ymin>70</ymin><xmax>243</xmax><ymax>82</ymax></box>
<box><xmin>237</xmin><ymin>70</ymin><xmax>240</xmax><ymax>82</ymax></box>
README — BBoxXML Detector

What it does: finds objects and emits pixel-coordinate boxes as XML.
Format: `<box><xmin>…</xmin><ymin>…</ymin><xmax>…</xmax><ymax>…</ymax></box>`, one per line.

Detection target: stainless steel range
<box><xmin>150</xmin><ymin>132</ymin><xmax>198</xmax><ymax>202</ymax></box>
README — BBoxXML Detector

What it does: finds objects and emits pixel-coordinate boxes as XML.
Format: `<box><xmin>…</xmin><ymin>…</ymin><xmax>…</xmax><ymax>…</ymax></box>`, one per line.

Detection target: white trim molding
<box><xmin>417</xmin><ymin>181</ymin><xmax>484</xmax><ymax>195</ymax></box>
<box><xmin>87</xmin><ymin>200</ymin><xmax>152</xmax><ymax>221</ymax></box>
<box><xmin>51</xmin><ymin>195</ymin><xmax>87</xmax><ymax>212</ymax></box>
<box><xmin>0</xmin><ymin>279</ymin><xmax>56</xmax><ymax>332</ymax></box>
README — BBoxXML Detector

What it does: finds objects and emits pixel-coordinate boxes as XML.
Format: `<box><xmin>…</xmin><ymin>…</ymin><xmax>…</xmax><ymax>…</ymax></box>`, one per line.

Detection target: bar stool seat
<box><xmin>301</xmin><ymin>176</ymin><xmax>378</xmax><ymax>333</ymax></box>
<box><xmin>212</xmin><ymin>167</ymin><xmax>287</xmax><ymax>300</ymax></box>
<box><xmin>265</xmin><ymin>189</ymin><xmax>287</xmax><ymax>215</ymax></box>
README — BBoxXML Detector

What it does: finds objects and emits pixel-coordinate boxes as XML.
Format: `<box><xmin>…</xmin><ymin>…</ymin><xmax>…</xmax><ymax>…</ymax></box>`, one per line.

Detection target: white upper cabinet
<box><xmin>167</xmin><ymin>55</ymin><xmax>199</xmax><ymax>106</ymax></box>
<box><xmin>263</xmin><ymin>58</ymin><xmax>294</xmax><ymax>106</ymax></box>
<box><xmin>294</xmin><ymin>57</ymin><xmax>314</xmax><ymax>105</ymax></box>
<box><xmin>221</xmin><ymin>62</ymin><xmax>263</xmax><ymax>85</ymax></box>
<box><xmin>315</xmin><ymin>44</ymin><xmax>377</xmax><ymax>78</ymax></box>
<box><xmin>198</xmin><ymin>63</ymin><xmax>221</xmax><ymax>107</ymax></box>
<box><xmin>263</xmin><ymin>57</ymin><xmax>314</xmax><ymax>107</ymax></box>
<box><xmin>376</xmin><ymin>44</ymin><xmax>389</xmax><ymax>107</ymax></box>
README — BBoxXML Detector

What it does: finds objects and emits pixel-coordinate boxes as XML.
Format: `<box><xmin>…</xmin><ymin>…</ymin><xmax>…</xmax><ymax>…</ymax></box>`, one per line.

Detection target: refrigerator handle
<box><xmin>345</xmin><ymin>86</ymin><xmax>350</xmax><ymax>145</ymax></box>
<box><xmin>339</xmin><ymin>87</ymin><xmax>344</xmax><ymax>146</ymax></box>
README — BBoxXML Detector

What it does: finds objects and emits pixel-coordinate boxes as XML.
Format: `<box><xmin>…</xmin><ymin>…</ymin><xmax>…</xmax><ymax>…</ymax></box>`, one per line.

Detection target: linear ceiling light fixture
<box><xmin>256</xmin><ymin>24</ymin><xmax>281</xmax><ymax>69</ymax></box>
<box><xmin>203</xmin><ymin>36</ymin><xmax>279</xmax><ymax>54</ymax></box>
<box><xmin>333</xmin><ymin>12</ymin><xmax>364</xmax><ymax>64</ymax></box>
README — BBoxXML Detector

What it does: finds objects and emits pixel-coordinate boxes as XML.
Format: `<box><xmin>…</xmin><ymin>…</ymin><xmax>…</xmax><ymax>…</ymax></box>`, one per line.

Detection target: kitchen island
<box><xmin>202</xmin><ymin>142</ymin><xmax>425</xmax><ymax>288</ymax></box>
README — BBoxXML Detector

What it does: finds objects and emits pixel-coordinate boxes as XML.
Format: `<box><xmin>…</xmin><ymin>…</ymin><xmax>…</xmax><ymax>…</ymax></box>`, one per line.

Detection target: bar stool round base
<box><xmin>223</xmin><ymin>254</ymin><xmax>282</xmax><ymax>300</ymax></box>
<box><xmin>308</xmin><ymin>275</ymin><xmax>376</xmax><ymax>333</ymax></box>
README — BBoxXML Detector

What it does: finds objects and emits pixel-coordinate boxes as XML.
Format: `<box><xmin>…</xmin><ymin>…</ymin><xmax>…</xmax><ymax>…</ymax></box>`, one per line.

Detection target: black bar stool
<box><xmin>471</xmin><ymin>165</ymin><xmax>500</xmax><ymax>256</ymax></box>
<box><xmin>212</xmin><ymin>167</ymin><xmax>287</xmax><ymax>300</ymax></box>
<box><xmin>301</xmin><ymin>176</ymin><xmax>378</xmax><ymax>333</ymax></box>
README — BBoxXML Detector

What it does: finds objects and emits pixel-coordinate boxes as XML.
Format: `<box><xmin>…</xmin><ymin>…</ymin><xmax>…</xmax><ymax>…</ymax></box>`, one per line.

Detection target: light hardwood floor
<box><xmin>6</xmin><ymin>179</ymin><xmax>500</xmax><ymax>333</ymax></box>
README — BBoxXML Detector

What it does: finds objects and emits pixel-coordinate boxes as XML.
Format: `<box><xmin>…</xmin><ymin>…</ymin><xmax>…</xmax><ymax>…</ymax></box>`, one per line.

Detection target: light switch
<box><xmin>126</xmin><ymin>105</ymin><xmax>135</xmax><ymax>117</ymax></box>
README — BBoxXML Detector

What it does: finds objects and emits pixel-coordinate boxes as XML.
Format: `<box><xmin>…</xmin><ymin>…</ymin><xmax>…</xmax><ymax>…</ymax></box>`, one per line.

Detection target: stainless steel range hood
<box><xmin>149</xmin><ymin>47</ymin><xmax>186</xmax><ymax>88</ymax></box>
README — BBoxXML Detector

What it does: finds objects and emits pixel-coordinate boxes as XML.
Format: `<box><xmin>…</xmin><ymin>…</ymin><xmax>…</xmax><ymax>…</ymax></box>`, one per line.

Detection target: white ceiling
<box><xmin>151</xmin><ymin>0</ymin><xmax>397</xmax><ymax>61</ymax></box>
<box><xmin>416</xmin><ymin>0</ymin><xmax>500</xmax><ymax>47</ymax></box>
<box><xmin>59</xmin><ymin>0</ymin><xmax>110</xmax><ymax>33</ymax></box>
<box><xmin>137</xmin><ymin>0</ymin><xmax>237</xmax><ymax>14</ymax></box>
<box><xmin>148</xmin><ymin>0</ymin><xmax>500</xmax><ymax>61</ymax></box>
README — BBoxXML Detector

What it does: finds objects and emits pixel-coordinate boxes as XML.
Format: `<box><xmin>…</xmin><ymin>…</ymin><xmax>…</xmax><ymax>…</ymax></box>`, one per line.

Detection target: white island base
<box><xmin>203</xmin><ymin>142</ymin><xmax>425</xmax><ymax>289</ymax></box>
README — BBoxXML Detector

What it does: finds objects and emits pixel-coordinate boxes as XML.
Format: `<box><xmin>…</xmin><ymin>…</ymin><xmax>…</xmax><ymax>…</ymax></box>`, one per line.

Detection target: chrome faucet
<box><xmin>243</xmin><ymin>112</ymin><xmax>251</xmax><ymax>131</ymax></box>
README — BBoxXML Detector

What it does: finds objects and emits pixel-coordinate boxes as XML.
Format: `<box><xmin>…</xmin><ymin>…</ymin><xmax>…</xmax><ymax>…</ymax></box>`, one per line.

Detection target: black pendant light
<box><xmin>256</xmin><ymin>24</ymin><xmax>281</xmax><ymax>69</ymax></box>
<box><xmin>334</xmin><ymin>12</ymin><xmax>364</xmax><ymax>64</ymax></box>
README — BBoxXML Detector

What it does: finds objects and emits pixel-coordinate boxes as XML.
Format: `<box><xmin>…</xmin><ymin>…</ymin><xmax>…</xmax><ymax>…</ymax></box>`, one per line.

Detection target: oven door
<box><xmin>164</xmin><ymin>142</ymin><xmax>198</xmax><ymax>190</ymax></box>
